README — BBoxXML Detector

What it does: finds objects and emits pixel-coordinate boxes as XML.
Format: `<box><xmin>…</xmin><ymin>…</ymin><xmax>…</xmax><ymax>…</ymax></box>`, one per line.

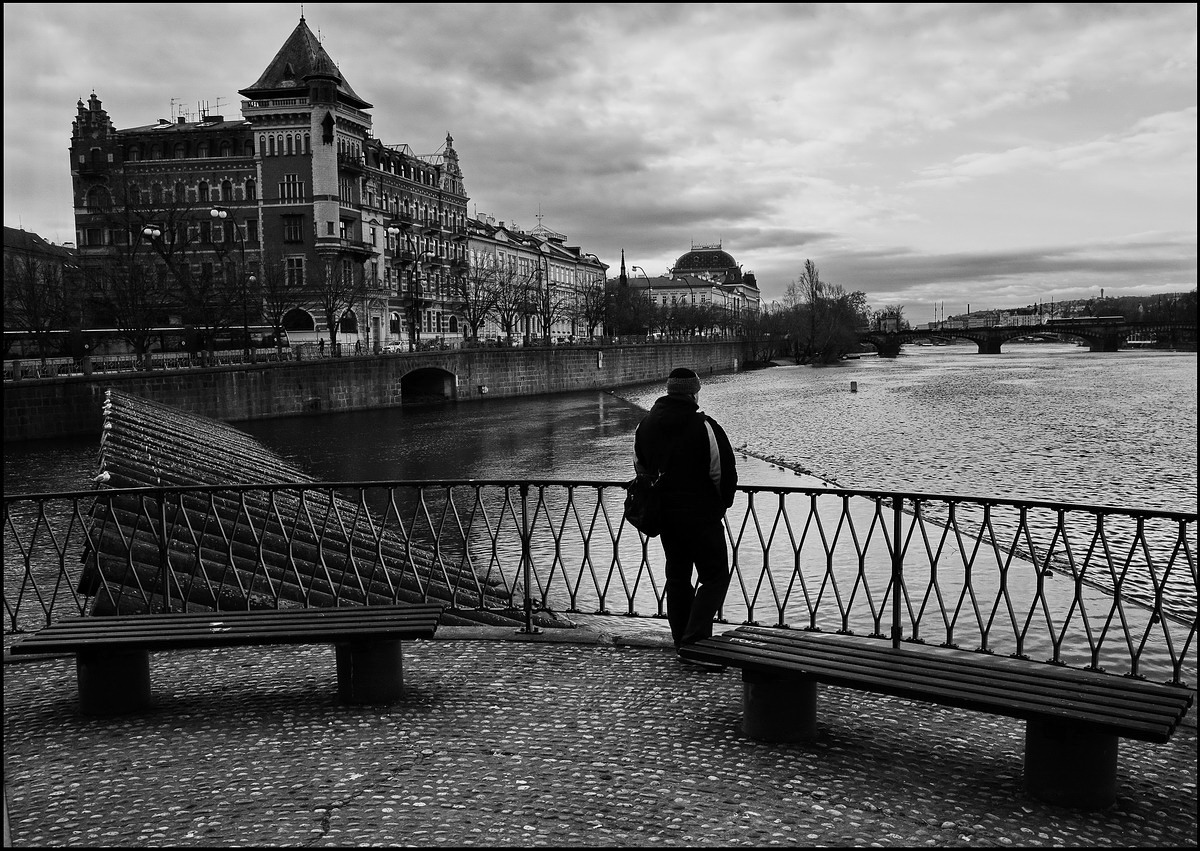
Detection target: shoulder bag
<box><xmin>623</xmin><ymin>413</ymin><xmax>703</xmax><ymax>537</ymax></box>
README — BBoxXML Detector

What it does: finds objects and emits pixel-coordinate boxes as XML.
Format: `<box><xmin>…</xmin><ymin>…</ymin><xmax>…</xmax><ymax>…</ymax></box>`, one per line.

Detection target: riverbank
<box><xmin>3</xmin><ymin>341</ymin><xmax>754</xmax><ymax>443</ymax></box>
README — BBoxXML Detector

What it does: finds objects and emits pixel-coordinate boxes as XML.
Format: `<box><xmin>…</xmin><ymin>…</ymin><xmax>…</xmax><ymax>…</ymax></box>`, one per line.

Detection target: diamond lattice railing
<box><xmin>4</xmin><ymin>481</ymin><xmax>1196</xmax><ymax>686</ymax></box>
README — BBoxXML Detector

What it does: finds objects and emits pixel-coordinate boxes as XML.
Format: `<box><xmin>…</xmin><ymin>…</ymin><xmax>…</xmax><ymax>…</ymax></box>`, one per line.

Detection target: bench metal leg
<box><xmin>1024</xmin><ymin>718</ymin><xmax>1119</xmax><ymax>809</ymax></box>
<box><xmin>76</xmin><ymin>650</ymin><xmax>151</xmax><ymax>715</ymax></box>
<box><xmin>336</xmin><ymin>640</ymin><xmax>404</xmax><ymax>704</ymax></box>
<box><xmin>742</xmin><ymin>670</ymin><xmax>818</xmax><ymax>742</ymax></box>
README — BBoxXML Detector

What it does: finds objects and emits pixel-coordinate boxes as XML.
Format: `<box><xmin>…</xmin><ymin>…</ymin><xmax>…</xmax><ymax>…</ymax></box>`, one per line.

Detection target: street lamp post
<box><xmin>628</xmin><ymin>267</ymin><xmax>657</xmax><ymax>343</ymax></box>
<box><xmin>210</xmin><ymin>207</ymin><xmax>255</xmax><ymax>362</ymax></box>
<box><xmin>631</xmin><ymin>265</ymin><xmax>653</xmax><ymax>340</ymax></box>
<box><xmin>139</xmin><ymin>225</ymin><xmax>164</xmax><ymax>369</ymax></box>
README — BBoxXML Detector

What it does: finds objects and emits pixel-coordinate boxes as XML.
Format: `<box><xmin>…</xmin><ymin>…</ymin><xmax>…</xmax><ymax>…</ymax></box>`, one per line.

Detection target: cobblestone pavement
<box><xmin>3</xmin><ymin>618</ymin><xmax>1196</xmax><ymax>848</ymax></box>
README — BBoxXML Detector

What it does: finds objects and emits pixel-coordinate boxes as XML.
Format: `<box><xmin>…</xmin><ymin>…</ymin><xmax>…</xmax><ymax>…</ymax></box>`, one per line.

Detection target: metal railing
<box><xmin>4</xmin><ymin>480</ymin><xmax>1196</xmax><ymax>686</ymax></box>
<box><xmin>3</xmin><ymin>349</ymin><xmax>295</xmax><ymax>380</ymax></box>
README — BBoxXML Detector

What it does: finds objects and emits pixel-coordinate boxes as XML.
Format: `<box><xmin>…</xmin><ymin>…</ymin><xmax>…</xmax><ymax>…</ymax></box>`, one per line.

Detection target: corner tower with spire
<box><xmin>239</xmin><ymin>15</ymin><xmax>375</xmax><ymax>267</ymax></box>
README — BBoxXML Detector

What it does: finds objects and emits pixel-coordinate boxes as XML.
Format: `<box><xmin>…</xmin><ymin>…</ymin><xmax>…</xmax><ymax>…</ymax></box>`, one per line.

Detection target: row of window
<box><xmin>85</xmin><ymin>179</ymin><xmax>257</xmax><ymax>211</ymax></box>
<box><xmin>124</xmin><ymin>139</ymin><xmax>253</xmax><ymax>161</ymax></box>
<box><xmin>261</xmin><ymin>133</ymin><xmax>311</xmax><ymax>157</ymax></box>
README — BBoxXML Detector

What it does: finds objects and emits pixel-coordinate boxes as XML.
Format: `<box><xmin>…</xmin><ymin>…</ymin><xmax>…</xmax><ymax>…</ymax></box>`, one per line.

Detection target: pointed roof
<box><xmin>239</xmin><ymin>17</ymin><xmax>371</xmax><ymax>109</ymax></box>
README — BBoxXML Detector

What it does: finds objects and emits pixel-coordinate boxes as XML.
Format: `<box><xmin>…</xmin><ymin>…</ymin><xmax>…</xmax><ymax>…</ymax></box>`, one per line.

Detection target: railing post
<box><xmin>518</xmin><ymin>483</ymin><xmax>540</xmax><ymax>635</ymax></box>
<box><xmin>891</xmin><ymin>495</ymin><xmax>902</xmax><ymax>648</ymax></box>
<box><xmin>158</xmin><ymin>493</ymin><xmax>171</xmax><ymax>613</ymax></box>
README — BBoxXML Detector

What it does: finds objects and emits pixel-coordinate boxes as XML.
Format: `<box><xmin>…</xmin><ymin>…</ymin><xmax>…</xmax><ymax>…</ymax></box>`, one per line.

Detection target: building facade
<box><xmin>69</xmin><ymin>15</ymin><xmax>606</xmax><ymax>354</ymax></box>
<box><xmin>621</xmin><ymin>242</ymin><xmax>761</xmax><ymax>336</ymax></box>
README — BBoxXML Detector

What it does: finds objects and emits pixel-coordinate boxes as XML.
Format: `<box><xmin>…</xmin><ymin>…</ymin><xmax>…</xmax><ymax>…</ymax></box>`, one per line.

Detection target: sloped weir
<box><xmin>79</xmin><ymin>389</ymin><xmax>567</xmax><ymax>629</ymax></box>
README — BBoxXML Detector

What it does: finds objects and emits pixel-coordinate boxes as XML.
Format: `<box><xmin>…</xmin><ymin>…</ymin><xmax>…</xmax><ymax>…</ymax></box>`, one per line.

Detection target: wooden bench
<box><xmin>8</xmin><ymin>603</ymin><xmax>444</xmax><ymax>715</ymax></box>
<box><xmin>678</xmin><ymin>625</ymin><xmax>1195</xmax><ymax>809</ymax></box>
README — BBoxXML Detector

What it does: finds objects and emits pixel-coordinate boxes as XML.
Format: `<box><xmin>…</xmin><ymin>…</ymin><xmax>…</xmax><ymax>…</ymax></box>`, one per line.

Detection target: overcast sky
<box><xmin>4</xmin><ymin>3</ymin><xmax>1196</xmax><ymax>322</ymax></box>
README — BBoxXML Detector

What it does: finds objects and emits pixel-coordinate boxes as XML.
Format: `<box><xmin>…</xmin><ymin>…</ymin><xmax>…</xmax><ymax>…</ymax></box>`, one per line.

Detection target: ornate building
<box><xmin>622</xmin><ymin>241</ymin><xmax>761</xmax><ymax>334</ymax></box>
<box><xmin>68</xmin><ymin>15</ymin><xmax>605</xmax><ymax>353</ymax></box>
<box><xmin>466</xmin><ymin>214</ymin><xmax>607</xmax><ymax>344</ymax></box>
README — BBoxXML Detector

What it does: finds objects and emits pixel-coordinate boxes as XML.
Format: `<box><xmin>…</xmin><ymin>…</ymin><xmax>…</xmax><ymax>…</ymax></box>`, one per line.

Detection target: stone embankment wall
<box><xmin>4</xmin><ymin>342</ymin><xmax>750</xmax><ymax>443</ymax></box>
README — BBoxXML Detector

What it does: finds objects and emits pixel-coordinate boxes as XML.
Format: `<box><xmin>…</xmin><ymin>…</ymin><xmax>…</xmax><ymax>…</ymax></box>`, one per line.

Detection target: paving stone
<box><xmin>3</xmin><ymin>627</ymin><xmax>1197</xmax><ymax>847</ymax></box>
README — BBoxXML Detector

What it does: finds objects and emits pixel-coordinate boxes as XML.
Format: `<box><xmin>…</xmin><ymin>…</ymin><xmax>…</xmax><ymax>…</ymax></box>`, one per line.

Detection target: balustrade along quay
<box><xmin>5</xmin><ymin>479</ymin><xmax>1195</xmax><ymax>686</ymax></box>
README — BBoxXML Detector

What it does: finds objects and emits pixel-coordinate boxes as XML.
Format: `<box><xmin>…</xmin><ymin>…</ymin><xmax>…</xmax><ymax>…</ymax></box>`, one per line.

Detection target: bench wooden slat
<box><xmin>9</xmin><ymin>604</ymin><xmax>444</xmax><ymax>655</ymax></box>
<box><xmin>724</xmin><ymin>627</ymin><xmax>1192</xmax><ymax>717</ymax></box>
<box><xmin>698</xmin><ymin>641</ymin><xmax>1179</xmax><ymax>741</ymax></box>
<box><xmin>696</xmin><ymin>631</ymin><xmax>1190</xmax><ymax>726</ymax></box>
<box><xmin>684</xmin><ymin>628</ymin><xmax>1193</xmax><ymax>742</ymax></box>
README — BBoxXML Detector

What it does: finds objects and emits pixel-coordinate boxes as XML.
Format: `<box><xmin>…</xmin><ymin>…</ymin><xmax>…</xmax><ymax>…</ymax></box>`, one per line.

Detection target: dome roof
<box><xmin>673</xmin><ymin>248</ymin><xmax>737</xmax><ymax>272</ymax></box>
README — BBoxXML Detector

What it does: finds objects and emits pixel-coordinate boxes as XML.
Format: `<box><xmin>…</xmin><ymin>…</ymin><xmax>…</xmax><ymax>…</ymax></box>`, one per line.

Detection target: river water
<box><xmin>4</xmin><ymin>342</ymin><xmax>1196</xmax><ymax>648</ymax></box>
<box><xmin>8</xmin><ymin>342</ymin><xmax>1195</xmax><ymax>512</ymax></box>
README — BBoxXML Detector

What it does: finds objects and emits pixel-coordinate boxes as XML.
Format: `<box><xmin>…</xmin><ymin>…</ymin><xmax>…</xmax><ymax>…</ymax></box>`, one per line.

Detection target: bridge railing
<box><xmin>3</xmin><ymin>480</ymin><xmax>1195</xmax><ymax>686</ymax></box>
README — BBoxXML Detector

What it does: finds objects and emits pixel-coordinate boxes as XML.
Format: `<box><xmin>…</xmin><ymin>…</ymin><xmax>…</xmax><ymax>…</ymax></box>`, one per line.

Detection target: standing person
<box><xmin>634</xmin><ymin>367</ymin><xmax>738</xmax><ymax>668</ymax></box>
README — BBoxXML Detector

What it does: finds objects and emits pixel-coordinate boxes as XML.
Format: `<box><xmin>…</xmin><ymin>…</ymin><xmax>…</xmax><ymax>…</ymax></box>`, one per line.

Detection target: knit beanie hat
<box><xmin>666</xmin><ymin>367</ymin><xmax>701</xmax><ymax>396</ymax></box>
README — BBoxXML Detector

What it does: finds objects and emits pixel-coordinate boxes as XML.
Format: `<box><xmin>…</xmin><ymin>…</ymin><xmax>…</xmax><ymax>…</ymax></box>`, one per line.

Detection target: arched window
<box><xmin>268</xmin><ymin>136</ymin><xmax>276</xmax><ymax>156</ymax></box>
<box><xmin>151</xmin><ymin>183</ymin><xmax>163</xmax><ymax>203</ymax></box>
<box><xmin>449</xmin><ymin>316</ymin><xmax>459</xmax><ymax>334</ymax></box>
<box><xmin>246</xmin><ymin>179</ymin><xmax>256</xmax><ymax>201</ymax></box>
<box><xmin>127</xmin><ymin>145</ymin><xmax>142</xmax><ymax>162</ymax></box>
<box><xmin>304</xmin><ymin>133</ymin><xmax>311</xmax><ymax>154</ymax></box>
<box><xmin>173</xmin><ymin>142</ymin><xmax>186</xmax><ymax>159</ymax></box>
<box><xmin>197</xmin><ymin>141</ymin><xmax>209</xmax><ymax>158</ymax></box>
<box><xmin>198</xmin><ymin>181</ymin><xmax>209</xmax><ymax>202</ymax></box>
<box><xmin>259</xmin><ymin>136</ymin><xmax>267</xmax><ymax>157</ymax></box>
<box><xmin>286</xmin><ymin>135</ymin><xmax>294</xmax><ymax>156</ymax></box>
<box><xmin>339</xmin><ymin>310</ymin><xmax>358</xmax><ymax>334</ymax></box>
<box><xmin>127</xmin><ymin>183</ymin><xmax>141</xmax><ymax>205</ymax></box>
<box><xmin>245</xmin><ymin>140</ymin><xmax>255</xmax><ymax>157</ymax></box>
<box><xmin>220</xmin><ymin>140</ymin><xmax>232</xmax><ymax>157</ymax></box>
<box><xmin>389</xmin><ymin>313</ymin><xmax>401</xmax><ymax>333</ymax></box>
<box><xmin>222</xmin><ymin>180</ymin><xmax>233</xmax><ymax>202</ymax></box>
<box><xmin>85</xmin><ymin>186</ymin><xmax>110</xmax><ymax>210</ymax></box>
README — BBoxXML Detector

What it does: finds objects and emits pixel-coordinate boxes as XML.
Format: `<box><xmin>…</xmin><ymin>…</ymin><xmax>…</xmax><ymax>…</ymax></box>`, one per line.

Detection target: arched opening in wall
<box><xmin>283</xmin><ymin>307</ymin><xmax>319</xmax><ymax>346</ymax></box>
<box><xmin>283</xmin><ymin>308</ymin><xmax>315</xmax><ymax>331</ymax></box>
<box><xmin>339</xmin><ymin>310</ymin><xmax>358</xmax><ymax>335</ymax></box>
<box><xmin>401</xmin><ymin>367</ymin><xmax>456</xmax><ymax>405</ymax></box>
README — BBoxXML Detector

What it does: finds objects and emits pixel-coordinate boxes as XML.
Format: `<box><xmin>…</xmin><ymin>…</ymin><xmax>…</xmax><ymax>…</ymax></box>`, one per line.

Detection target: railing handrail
<box><xmin>8</xmin><ymin>480</ymin><xmax>1195</xmax><ymax>524</ymax></box>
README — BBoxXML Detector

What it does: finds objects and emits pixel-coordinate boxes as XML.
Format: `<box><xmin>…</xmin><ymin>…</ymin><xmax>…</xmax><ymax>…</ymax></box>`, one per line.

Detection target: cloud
<box><xmin>4</xmin><ymin>2</ymin><xmax>1196</xmax><ymax>319</ymax></box>
<box><xmin>910</xmin><ymin>108</ymin><xmax>1198</xmax><ymax>186</ymax></box>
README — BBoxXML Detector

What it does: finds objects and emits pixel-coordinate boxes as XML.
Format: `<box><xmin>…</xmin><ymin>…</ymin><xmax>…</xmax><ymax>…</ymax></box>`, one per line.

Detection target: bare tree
<box><xmin>308</xmin><ymin>259</ymin><xmax>369</xmax><ymax>351</ymax></box>
<box><xmin>85</xmin><ymin>177</ymin><xmax>215</xmax><ymax>364</ymax></box>
<box><xmin>90</xmin><ymin>259</ymin><xmax>175</xmax><ymax>366</ymax></box>
<box><xmin>258</xmin><ymin>248</ymin><xmax>307</xmax><ymax>356</ymax></box>
<box><xmin>3</xmin><ymin>253</ymin><xmax>71</xmax><ymax>366</ymax></box>
<box><xmin>528</xmin><ymin>261</ymin><xmax>572</xmax><ymax>344</ymax></box>
<box><xmin>492</xmin><ymin>259</ymin><xmax>530</xmax><ymax>345</ymax></box>
<box><xmin>571</xmin><ymin>280</ymin><xmax>608</xmax><ymax>339</ymax></box>
<box><xmin>449</xmin><ymin>259</ymin><xmax>500</xmax><ymax>344</ymax></box>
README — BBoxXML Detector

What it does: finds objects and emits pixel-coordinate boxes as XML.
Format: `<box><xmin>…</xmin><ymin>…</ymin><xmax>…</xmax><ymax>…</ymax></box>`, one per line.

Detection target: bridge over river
<box><xmin>858</xmin><ymin>319</ymin><xmax>1197</xmax><ymax>356</ymax></box>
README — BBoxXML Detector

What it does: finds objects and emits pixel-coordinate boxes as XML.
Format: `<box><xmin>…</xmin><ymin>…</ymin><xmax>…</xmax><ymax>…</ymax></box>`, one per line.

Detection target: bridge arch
<box><xmin>401</xmin><ymin>366</ymin><xmax>457</xmax><ymax>404</ymax></box>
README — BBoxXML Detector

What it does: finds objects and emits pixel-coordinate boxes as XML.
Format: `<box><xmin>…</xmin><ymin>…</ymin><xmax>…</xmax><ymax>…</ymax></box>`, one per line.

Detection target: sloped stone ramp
<box><xmin>77</xmin><ymin>389</ymin><xmax>566</xmax><ymax>629</ymax></box>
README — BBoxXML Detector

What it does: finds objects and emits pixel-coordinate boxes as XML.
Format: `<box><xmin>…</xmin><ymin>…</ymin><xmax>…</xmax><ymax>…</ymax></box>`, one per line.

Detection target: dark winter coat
<box><xmin>633</xmin><ymin>394</ymin><xmax>738</xmax><ymax>522</ymax></box>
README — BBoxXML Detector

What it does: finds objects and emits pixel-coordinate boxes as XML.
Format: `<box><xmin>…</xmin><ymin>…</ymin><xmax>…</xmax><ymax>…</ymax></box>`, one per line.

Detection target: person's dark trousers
<box><xmin>660</xmin><ymin>512</ymin><xmax>730</xmax><ymax>648</ymax></box>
